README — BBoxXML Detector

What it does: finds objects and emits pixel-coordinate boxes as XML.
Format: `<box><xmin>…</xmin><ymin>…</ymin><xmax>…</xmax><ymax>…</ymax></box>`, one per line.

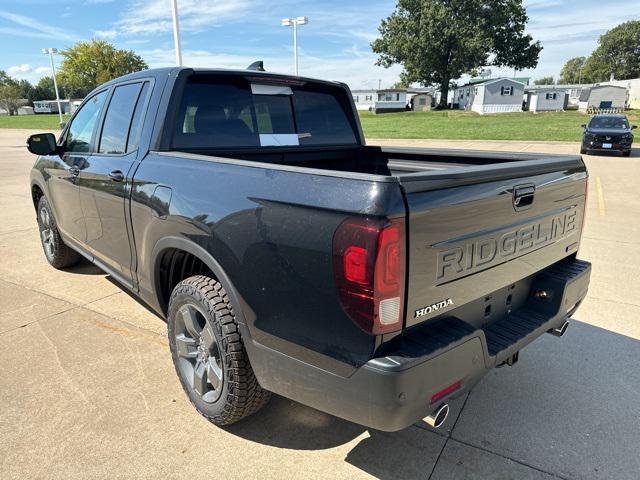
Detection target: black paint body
<box><xmin>30</xmin><ymin>67</ymin><xmax>591</xmax><ymax>430</ymax></box>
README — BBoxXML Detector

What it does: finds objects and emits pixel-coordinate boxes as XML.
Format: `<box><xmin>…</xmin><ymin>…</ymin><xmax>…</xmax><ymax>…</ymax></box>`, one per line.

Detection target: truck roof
<box><xmin>98</xmin><ymin>66</ymin><xmax>345</xmax><ymax>91</ymax></box>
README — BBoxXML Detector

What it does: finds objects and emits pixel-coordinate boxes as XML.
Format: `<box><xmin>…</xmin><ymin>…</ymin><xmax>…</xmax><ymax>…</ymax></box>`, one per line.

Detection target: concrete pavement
<box><xmin>1</xmin><ymin>129</ymin><xmax>639</xmax><ymax>479</ymax></box>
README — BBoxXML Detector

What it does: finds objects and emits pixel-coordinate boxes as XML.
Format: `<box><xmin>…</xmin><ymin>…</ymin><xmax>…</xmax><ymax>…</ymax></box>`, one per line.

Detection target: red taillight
<box><xmin>333</xmin><ymin>217</ymin><xmax>406</xmax><ymax>334</ymax></box>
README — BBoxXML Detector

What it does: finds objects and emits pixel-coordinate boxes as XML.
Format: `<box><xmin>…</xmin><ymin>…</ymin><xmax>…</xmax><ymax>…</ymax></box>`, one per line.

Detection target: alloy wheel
<box><xmin>174</xmin><ymin>304</ymin><xmax>224</xmax><ymax>403</ymax></box>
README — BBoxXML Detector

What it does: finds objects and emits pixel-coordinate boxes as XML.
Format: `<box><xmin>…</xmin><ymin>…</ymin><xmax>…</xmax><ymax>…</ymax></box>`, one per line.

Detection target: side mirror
<box><xmin>26</xmin><ymin>133</ymin><xmax>58</xmax><ymax>156</ymax></box>
<box><xmin>580</xmin><ymin>124</ymin><xmax>587</xmax><ymax>128</ymax></box>
<box><xmin>632</xmin><ymin>125</ymin><xmax>637</xmax><ymax>130</ymax></box>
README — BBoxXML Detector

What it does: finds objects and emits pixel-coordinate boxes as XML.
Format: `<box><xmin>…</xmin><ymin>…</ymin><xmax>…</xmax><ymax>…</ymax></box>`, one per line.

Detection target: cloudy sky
<box><xmin>0</xmin><ymin>0</ymin><xmax>638</xmax><ymax>89</ymax></box>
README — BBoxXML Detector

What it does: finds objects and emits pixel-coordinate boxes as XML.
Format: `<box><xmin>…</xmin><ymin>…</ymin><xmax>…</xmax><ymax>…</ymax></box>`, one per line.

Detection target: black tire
<box><xmin>36</xmin><ymin>196</ymin><xmax>81</xmax><ymax>269</ymax></box>
<box><xmin>580</xmin><ymin>147</ymin><xmax>587</xmax><ymax>155</ymax></box>
<box><xmin>167</xmin><ymin>275</ymin><xmax>270</xmax><ymax>426</ymax></box>
<box><xmin>622</xmin><ymin>150</ymin><xmax>631</xmax><ymax>157</ymax></box>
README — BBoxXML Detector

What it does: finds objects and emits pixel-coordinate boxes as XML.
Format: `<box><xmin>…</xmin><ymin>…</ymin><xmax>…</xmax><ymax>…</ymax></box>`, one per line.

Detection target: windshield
<box><xmin>588</xmin><ymin>116</ymin><xmax>629</xmax><ymax>130</ymax></box>
<box><xmin>172</xmin><ymin>75</ymin><xmax>358</xmax><ymax>150</ymax></box>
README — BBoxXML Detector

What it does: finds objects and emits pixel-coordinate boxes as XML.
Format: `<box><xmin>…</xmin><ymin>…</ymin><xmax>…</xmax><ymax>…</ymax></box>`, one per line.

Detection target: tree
<box><xmin>534</xmin><ymin>76</ymin><xmax>554</xmax><ymax>85</ymax></box>
<box><xmin>58</xmin><ymin>39</ymin><xmax>148</xmax><ymax>97</ymax></box>
<box><xmin>372</xmin><ymin>0</ymin><xmax>542</xmax><ymax>108</ymax></box>
<box><xmin>559</xmin><ymin>57</ymin><xmax>587</xmax><ymax>84</ymax></box>
<box><xmin>0</xmin><ymin>70</ymin><xmax>14</xmax><ymax>86</ymax></box>
<box><xmin>0</xmin><ymin>83</ymin><xmax>25</xmax><ymax>115</ymax></box>
<box><xmin>582</xmin><ymin>21</ymin><xmax>640</xmax><ymax>82</ymax></box>
<box><xmin>30</xmin><ymin>76</ymin><xmax>60</xmax><ymax>102</ymax></box>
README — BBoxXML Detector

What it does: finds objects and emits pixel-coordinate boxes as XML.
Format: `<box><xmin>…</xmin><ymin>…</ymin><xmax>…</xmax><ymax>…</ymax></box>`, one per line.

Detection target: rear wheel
<box><xmin>36</xmin><ymin>196</ymin><xmax>81</xmax><ymax>269</ymax></box>
<box><xmin>167</xmin><ymin>275</ymin><xmax>270</xmax><ymax>425</ymax></box>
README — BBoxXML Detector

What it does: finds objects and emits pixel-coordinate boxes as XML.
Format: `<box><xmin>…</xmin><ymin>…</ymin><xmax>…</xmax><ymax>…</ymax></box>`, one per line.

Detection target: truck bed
<box><xmin>173</xmin><ymin>144</ymin><xmax>581</xmax><ymax>181</ymax></box>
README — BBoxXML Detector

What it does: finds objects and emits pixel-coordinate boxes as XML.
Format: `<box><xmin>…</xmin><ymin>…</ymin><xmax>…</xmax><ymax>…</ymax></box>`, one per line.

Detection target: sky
<box><xmin>0</xmin><ymin>0</ymin><xmax>638</xmax><ymax>90</ymax></box>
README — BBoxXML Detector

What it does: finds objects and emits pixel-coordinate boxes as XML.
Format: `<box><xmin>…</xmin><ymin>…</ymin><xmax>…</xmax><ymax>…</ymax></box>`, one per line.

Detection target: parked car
<box><xmin>581</xmin><ymin>114</ymin><xmax>636</xmax><ymax>156</ymax></box>
<box><xmin>26</xmin><ymin>67</ymin><xmax>591</xmax><ymax>432</ymax></box>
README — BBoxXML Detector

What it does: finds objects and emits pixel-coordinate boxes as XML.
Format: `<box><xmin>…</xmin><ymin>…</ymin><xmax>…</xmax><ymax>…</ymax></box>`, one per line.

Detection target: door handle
<box><xmin>69</xmin><ymin>166</ymin><xmax>80</xmax><ymax>176</ymax></box>
<box><xmin>109</xmin><ymin>170</ymin><xmax>125</xmax><ymax>182</ymax></box>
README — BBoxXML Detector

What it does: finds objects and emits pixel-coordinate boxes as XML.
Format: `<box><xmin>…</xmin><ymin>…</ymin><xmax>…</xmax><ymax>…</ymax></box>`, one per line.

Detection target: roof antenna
<box><xmin>247</xmin><ymin>61</ymin><xmax>265</xmax><ymax>72</ymax></box>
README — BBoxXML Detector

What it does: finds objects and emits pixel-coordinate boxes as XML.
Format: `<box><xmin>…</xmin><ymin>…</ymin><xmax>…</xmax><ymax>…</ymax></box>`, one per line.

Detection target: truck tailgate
<box><xmin>397</xmin><ymin>156</ymin><xmax>587</xmax><ymax>329</ymax></box>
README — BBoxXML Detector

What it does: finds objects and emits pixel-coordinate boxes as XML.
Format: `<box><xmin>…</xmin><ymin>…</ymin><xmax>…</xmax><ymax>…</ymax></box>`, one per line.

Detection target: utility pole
<box><xmin>42</xmin><ymin>48</ymin><xmax>64</xmax><ymax>128</ymax></box>
<box><xmin>171</xmin><ymin>0</ymin><xmax>183</xmax><ymax>66</ymax></box>
<box><xmin>281</xmin><ymin>17</ymin><xmax>308</xmax><ymax>75</ymax></box>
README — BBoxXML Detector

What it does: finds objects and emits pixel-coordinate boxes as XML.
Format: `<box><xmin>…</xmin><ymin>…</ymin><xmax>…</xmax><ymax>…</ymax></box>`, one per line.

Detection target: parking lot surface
<box><xmin>1</xmin><ymin>129</ymin><xmax>638</xmax><ymax>479</ymax></box>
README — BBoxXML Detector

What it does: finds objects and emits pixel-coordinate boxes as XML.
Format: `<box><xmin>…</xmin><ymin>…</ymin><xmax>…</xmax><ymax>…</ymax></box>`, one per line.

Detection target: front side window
<box><xmin>172</xmin><ymin>76</ymin><xmax>357</xmax><ymax>150</ymax></box>
<box><xmin>65</xmin><ymin>90</ymin><xmax>108</xmax><ymax>153</ymax></box>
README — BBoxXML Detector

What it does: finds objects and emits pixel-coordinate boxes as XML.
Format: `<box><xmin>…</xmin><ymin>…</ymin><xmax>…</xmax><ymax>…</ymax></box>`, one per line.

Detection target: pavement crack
<box><xmin>426</xmin><ymin>393</ymin><xmax>472</xmax><ymax>480</ymax></box>
<box><xmin>447</xmin><ymin>437</ymin><xmax>573</xmax><ymax>480</ymax></box>
<box><xmin>34</xmin><ymin>320</ymin><xmax>92</xmax><ymax>407</ymax></box>
<box><xmin>586</xmin><ymin>295</ymin><xmax>640</xmax><ymax>309</ymax></box>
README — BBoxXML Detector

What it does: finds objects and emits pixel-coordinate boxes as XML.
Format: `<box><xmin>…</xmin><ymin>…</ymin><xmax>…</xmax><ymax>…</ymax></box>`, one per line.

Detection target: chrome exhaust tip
<box><xmin>548</xmin><ymin>320</ymin><xmax>569</xmax><ymax>337</ymax></box>
<box><xmin>424</xmin><ymin>403</ymin><xmax>450</xmax><ymax>429</ymax></box>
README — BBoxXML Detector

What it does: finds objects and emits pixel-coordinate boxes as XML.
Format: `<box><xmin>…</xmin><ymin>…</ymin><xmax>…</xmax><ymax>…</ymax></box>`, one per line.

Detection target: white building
<box><xmin>578</xmin><ymin>85</ymin><xmax>628</xmax><ymax>112</ymax></box>
<box><xmin>454</xmin><ymin>78</ymin><xmax>525</xmax><ymax>114</ymax></box>
<box><xmin>351</xmin><ymin>89</ymin><xmax>376</xmax><ymax>111</ymax></box>
<box><xmin>525</xmin><ymin>84</ymin><xmax>592</xmax><ymax>108</ymax></box>
<box><xmin>525</xmin><ymin>88</ymin><xmax>567</xmax><ymax>112</ymax></box>
<box><xmin>373</xmin><ymin>89</ymin><xmax>407</xmax><ymax>113</ymax></box>
<box><xmin>33</xmin><ymin>99</ymin><xmax>83</xmax><ymax>114</ymax></box>
<box><xmin>603</xmin><ymin>78</ymin><xmax>640</xmax><ymax>108</ymax></box>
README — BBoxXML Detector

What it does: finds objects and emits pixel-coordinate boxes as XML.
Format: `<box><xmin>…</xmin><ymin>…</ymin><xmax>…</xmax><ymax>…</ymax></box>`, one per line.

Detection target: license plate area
<box><xmin>602</xmin><ymin>143</ymin><xmax>612</xmax><ymax>149</ymax></box>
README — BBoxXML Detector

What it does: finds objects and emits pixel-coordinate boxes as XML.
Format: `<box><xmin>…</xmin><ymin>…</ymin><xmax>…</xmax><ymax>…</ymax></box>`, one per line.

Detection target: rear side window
<box><xmin>99</xmin><ymin>82</ymin><xmax>149</xmax><ymax>154</ymax></box>
<box><xmin>172</xmin><ymin>76</ymin><xmax>357</xmax><ymax>150</ymax></box>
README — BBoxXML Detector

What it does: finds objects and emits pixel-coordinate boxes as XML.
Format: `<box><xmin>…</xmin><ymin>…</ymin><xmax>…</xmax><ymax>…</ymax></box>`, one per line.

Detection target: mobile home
<box><xmin>578</xmin><ymin>85</ymin><xmax>627</xmax><ymax>112</ymax></box>
<box><xmin>454</xmin><ymin>78</ymin><xmax>524</xmax><ymax>114</ymax></box>
<box><xmin>525</xmin><ymin>88</ymin><xmax>567</xmax><ymax>112</ymax></box>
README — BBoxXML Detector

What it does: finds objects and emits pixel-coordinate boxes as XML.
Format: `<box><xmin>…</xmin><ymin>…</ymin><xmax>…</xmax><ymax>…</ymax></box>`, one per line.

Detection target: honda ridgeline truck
<box><xmin>27</xmin><ymin>67</ymin><xmax>591</xmax><ymax>431</ymax></box>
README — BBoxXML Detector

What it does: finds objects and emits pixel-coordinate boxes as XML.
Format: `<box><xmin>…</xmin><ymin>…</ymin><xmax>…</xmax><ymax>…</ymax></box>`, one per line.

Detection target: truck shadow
<box><xmin>224</xmin><ymin>319</ymin><xmax>640</xmax><ymax>479</ymax></box>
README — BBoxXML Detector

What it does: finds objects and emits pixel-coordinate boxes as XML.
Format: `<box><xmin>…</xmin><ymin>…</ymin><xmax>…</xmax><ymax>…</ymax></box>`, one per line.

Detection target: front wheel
<box><xmin>36</xmin><ymin>196</ymin><xmax>81</xmax><ymax>269</ymax></box>
<box><xmin>622</xmin><ymin>150</ymin><xmax>631</xmax><ymax>157</ymax></box>
<box><xmin>167</xmin><ymin>275</ymin><xmax>270</xmax><ymax>426</ymax></box>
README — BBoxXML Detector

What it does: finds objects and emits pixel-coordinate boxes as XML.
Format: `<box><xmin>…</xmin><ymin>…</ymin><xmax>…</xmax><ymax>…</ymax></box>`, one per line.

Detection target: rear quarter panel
<box><xmin>130</xmin><ymin>152</ymin><xmax>406</xmax><ymax>372</ymax></box>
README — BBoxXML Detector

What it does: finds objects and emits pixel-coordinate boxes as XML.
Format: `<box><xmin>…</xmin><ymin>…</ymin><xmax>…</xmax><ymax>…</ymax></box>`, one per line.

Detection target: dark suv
<box><xmin>581</xmin><ymin>114</ymin><xmax>636</xmax><ymax>156</ymax></box>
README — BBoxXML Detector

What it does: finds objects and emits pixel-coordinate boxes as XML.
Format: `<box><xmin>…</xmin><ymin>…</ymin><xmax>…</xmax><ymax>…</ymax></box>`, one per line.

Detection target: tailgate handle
<box><xmin>513</xmin><ymin>184</ymin><xmax>535</xmax><ymax>211</ymax></box>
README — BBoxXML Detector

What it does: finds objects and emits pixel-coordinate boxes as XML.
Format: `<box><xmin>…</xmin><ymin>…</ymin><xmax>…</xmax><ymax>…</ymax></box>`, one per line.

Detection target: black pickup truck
<box><xmin>27</xmin><ymin>67</ymin><xmax>591</xmax><ymax>431</ymax></box>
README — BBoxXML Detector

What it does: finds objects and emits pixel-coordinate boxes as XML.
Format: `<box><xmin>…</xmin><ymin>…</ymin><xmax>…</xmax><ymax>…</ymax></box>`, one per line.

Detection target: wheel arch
<box><xmin>150</xmin><ymin>236</ymin><xmax>250</xmax><ymax>329</ymax></box>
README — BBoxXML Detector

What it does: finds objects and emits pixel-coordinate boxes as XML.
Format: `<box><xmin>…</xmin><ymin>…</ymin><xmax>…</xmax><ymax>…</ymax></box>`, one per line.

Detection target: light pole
<box><xmin>171</xmin><ymin>0</ymin><xmax>183</xmax><ymax>66</ymax></box>
<box><xmin>281</xmin><ymin>16</ymin><xmax>308</xmax><ymax>75</ymax></box>
<box><xmin>42</xmin><ymin>48</ymin><xmax>64</xmax><ymax>128</ymax></box>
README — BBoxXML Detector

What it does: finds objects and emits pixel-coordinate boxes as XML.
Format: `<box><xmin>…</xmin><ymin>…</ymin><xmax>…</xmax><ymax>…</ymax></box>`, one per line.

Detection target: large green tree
<box><xmin>372</xmin><ymin>0</ymin><xmax>542</xmax><ymax>108</ymax></box>
<box><xmin>27</xmin><ymin>76</ymin><xmax>63</xmax><ymax>104</ymax></box>
<box><xmin>58</xmin><ymin>39</ymin><xmax>148</xmax><ymax>97</ymax></box>
<box><xmin>582</xmin><ymin>21</ymin><xmax>640</xmax><ymax>82</ymax></box>
<box><xmin>558</xmin><ymin>56</ymin><xmax>587</xmax><ymax>84</ymax></box>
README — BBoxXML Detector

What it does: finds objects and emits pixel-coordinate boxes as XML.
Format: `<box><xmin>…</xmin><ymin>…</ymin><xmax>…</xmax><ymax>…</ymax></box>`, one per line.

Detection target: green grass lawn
<box><xmin>3</xmin><ymin>110</ymin><xmax>639</xmax><ymax>143</ymax></box>
<box><xmin>0</xmin><ymin>114</ymin><xmax>71</xmax><ymax>130</ymax></box>
<box><xmin>360</xmin><ymin>109</ymin><xmax>640</xmax><ymax>142</ymax></box>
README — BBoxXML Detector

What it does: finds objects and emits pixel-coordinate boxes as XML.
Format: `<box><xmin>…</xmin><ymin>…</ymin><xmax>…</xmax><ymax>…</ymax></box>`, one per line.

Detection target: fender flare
<box><xmin>150</xmin><ymin>236</ymin><xmax>252</xmax><ymax>331</ymax></box>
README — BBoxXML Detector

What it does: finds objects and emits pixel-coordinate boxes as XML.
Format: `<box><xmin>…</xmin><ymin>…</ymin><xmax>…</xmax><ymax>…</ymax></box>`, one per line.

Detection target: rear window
<box><xmin>172</xmin><ymin>76</ymin><xmax>357</xmax><ymax>150</ymax></box>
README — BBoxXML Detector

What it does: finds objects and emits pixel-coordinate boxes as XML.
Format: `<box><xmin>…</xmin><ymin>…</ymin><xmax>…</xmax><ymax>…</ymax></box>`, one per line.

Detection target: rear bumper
<box><xmin>247</xmin><ymin>258</ymin><xmax>591</xmax><ymax>432</ymax></box>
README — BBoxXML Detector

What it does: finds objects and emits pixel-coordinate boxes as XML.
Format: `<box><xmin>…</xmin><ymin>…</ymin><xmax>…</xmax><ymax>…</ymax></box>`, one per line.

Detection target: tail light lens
<box><xmin>332</xmin><ymin>217</ymin><xmax>406</xmax><ymax>334</ymax></box>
